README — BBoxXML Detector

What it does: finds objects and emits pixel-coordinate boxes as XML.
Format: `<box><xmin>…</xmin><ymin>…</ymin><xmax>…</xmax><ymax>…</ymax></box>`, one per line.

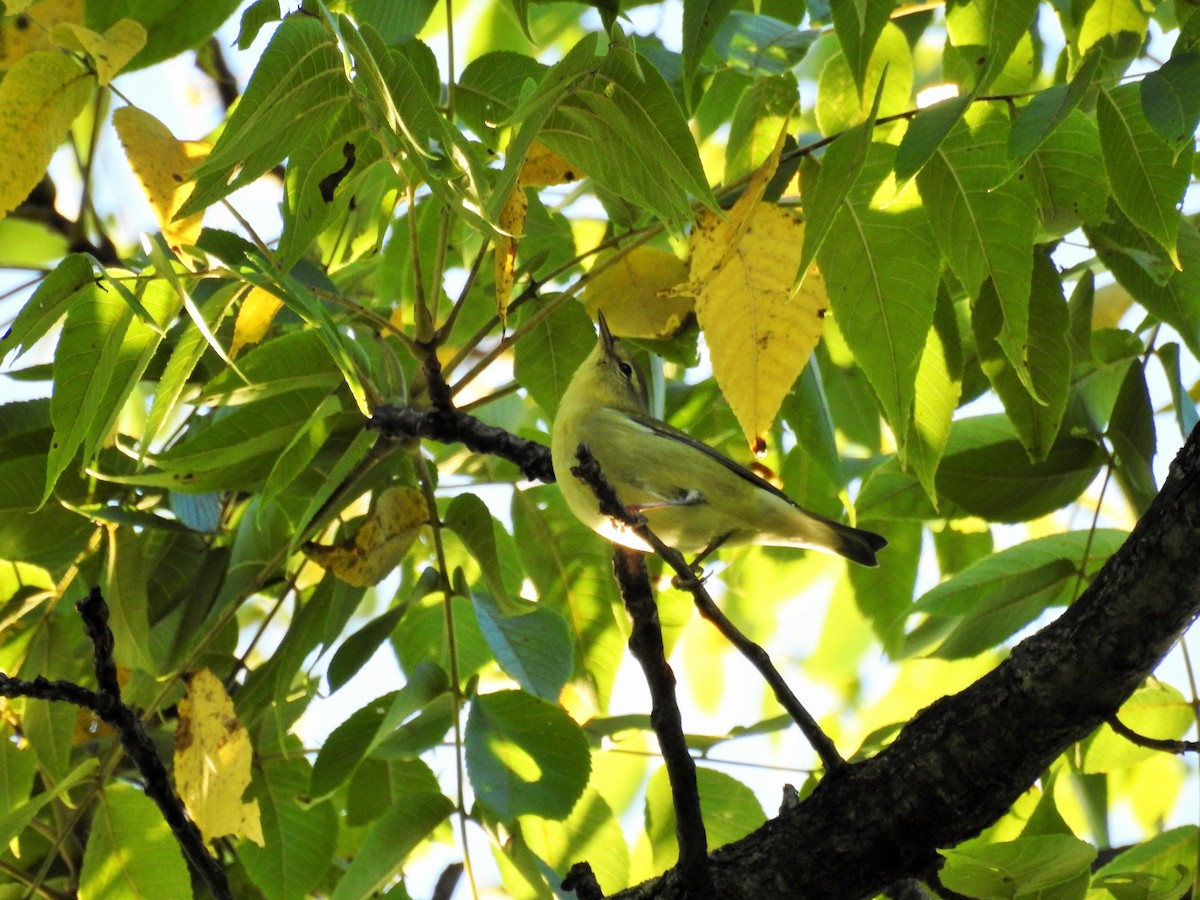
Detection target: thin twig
<box><xmin>1106</xmin><ymin>713</ymin><xmax>1200</xmax><ymax>754</ymax></box>
<box><xmin>570</xmin><ymin>445</ymin><xmax>846</xmax><ymax>774</ymax></box>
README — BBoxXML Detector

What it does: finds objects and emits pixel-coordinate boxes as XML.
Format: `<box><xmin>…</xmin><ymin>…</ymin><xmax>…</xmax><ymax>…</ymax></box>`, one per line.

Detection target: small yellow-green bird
<box><xmin>551</xmin><ymin>314</ymin><xmax>886</xmax><ymax>567</ymax></box>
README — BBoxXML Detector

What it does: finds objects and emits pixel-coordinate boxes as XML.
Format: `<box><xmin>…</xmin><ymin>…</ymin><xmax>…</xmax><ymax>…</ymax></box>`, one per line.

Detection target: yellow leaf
<box><xmin>691</xmin><ymin>205</ymin><xmax>825</xmax><ymax>450</ymax></box>
<box><xmin>0</xmin><ymin>50</ymin><xmax>94</xmax><ymax>219</ymax></box>
<box><xmin>495</xmin><ymin>141</ymin><xmax>584</xmax><ymax>324</ymax></box>
<box><xmin>230</xmin><ymin>286</ymin><xmax>285</xmax><ymax>358</ymax></box>
<box><xmin>584</xmin><ymin>246</ymin><xmax>692</xmax><ymax>339</ymax></box>
<box><xmin>51</xmin><ymin>19</ymin><xmax>146</xmax><ymax>86</ymax></box>
<box><xmin>112</xmin><ymin>106</ymin><xmax>209</xmax><ymax>249</ymax></box>
<box><xmin>0</xmin><ymin>0</ymin><xmax>83</xmax><ymax>69</ymax></box>
<box><xmin>174</xmin><ymin>669</ymin><xmax>264</xmax><ymax>848</ymax></box>
<box><xmin>303</xmin><ymin>486</ymin><xmax>429</xmax><ymax>587</ymax></box>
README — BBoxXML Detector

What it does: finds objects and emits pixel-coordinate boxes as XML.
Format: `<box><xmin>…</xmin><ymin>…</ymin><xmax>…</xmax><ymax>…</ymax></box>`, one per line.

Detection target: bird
<box><xmin>550</xmin><ymin>314</ymin><xmax>887</xmax><ymax>567</ymax></box>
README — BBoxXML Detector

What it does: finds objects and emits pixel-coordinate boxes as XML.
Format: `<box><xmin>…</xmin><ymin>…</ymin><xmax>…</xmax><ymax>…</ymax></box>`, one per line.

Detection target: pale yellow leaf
<box><xmin>519</xmin><ymin>141</ymin><xmax>582</xmax><ymax>188</ymax></box>
<box><xmin>112</xmin><ymin>106</ymin><xmax>209</xmax><ymax>248</ymax></box>
<box><xmin>51</xmin><ymin>19</ymin><xmax>146</xmax><ymax>86</ymax></box>
<box><xmin>584</xmin><ymin>246</ymin><xmax>692</xmax><ymax>339</ymax></box>
<box><xmin>0</xmin><ymin>50</ymin><xmax>94</xmax><ymax>219</ymax></box>
<box><xmin>230</xmin><ymin>286</ymin><xmax>285</xmax><ymax>358</ymax></box>
<box><xmin>0</xmin><ymin>0</ymin><xmax>83</xmax><ymax>68</ymax></box>
<box><xmin>692</xmin><ymin>206</ymin><xmax>825</xmax><ymax>450</ymax></box>
<box><xmin>303</xmin><ymin>486</ymin><xmax>429</xmax><ymax>587</ymax></box>
<box><xmin>174</xmin><ymin>669</ymin><xmax>264</xmax><ymax>848</ymax></box>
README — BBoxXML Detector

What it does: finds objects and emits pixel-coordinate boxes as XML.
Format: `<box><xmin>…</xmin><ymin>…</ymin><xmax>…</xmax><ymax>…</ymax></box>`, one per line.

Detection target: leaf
<box><xmin>1076</xmin><ymin>0</ymin><xmax>1148</xmax><ymax>59</ymax></box>
<box><xmin>829</xmin><ymin>0</ymin><xmax>895</xmax><ymax>97</ymax></box>
<box><xmin>816</xmin><ymin>22</ymin><xmax>912</xmax><ymax>136</ymax></box>
<box><xmin>944</xmin><ymin>0</ymin><xmax>1040</xmax><ymax>93</ymax></box>
<box><xmin>0</xmin><ymin>0</ymin><xmax>83</xmax><ymax>69</ymax></box>
<box><xmin>465</xmin><ymin>689</ymin><xmax>591</xmax><ymax>822</ymax></box>
<box><xmin>0</xmin><ymin>51</ymin><xmax>94</xmax><ymax>218</ymax></box>
<box><xmin>45</xmin><ymin>278</ymin><xmax>179</xmax><ymax>504</ymax></box>
<box><xmin>1098</xmin><ymin>83</ymin><xmax>1193</xmax><ymax>267</ymax></box>
<box><xmin>0</xmin><ymin>757</ymin><xmax>97</xmax><ymax>848</ymax></box>
<box><xmin>1</xmin><ymin>252</ymin><xmax>93</xmax><ymax>360</ymax></box>
<box><xmin>443</xmin><ymin>492</ymin><xmax>523</xmax><ymax>608</ymax></box>
<box><xmin>1158</xmin><ymin>343</ymin><xmax>1199</xmax><ymax>438</ymax></box>
<box><xmin>939</xmin><ymin>834</ymin><xmax>1096</xmax><ymax>899</ymax></box>
<box><xmin>817</xmin><ymin>141</ymin><xmax>940</xmax><ymax>451</ymax></box>
<box><xmin>240</xmin><ymin>755</ymin><xmax>338</xmax><ymax>900</ymax></box>
<box><xmin>102</xmin><ymin>526</ymin><xmax>157</xmax><ymax>673</ymax></box>
<box><xmin>642</xmin><ymin>766</ymin><xmax>765</xmax><ymax>873</ymax></box>
<box><xmin>472</xmin><ymin>591</ymin><xmax>573</xmax><ymax>702</ymax></box>
<box><xmin>113</xmin><ymin>106</ymin><xmax>209</xmax><ymax>249</ymax></box>
<box><xmin>1108</xmin><ymin>359</ymin><xmax>1157</xmax><ymax>515</ymax></box>
<box><xmin>456</xmin><ymin>50</ymin><xmax>546</xmax><ymax>145</ymax></box>
<box><xmin>77</xmin><ymin>783</ymin><xmax>191</xmax><ymax>900</ymax></box>
<box><xmin>303</xmin><ymin>486</ymin><xmax>429</xmax><ymax>588</ymax></box>
<box><xmin>906</xmin><ymin>287</ymin><xmax>963</xmax><ymax>502</ymax></box>
<box><xmin>1092</xmin><ymin>827</ymin><xmax>1198</xmax><ymax>900</ymax></box>
<box><xmin>181</xmin><ymin>16</ymin><xmax>352</xmax><ymax>215</ymax></box>
<box><xmin>326</xmin><ymin>594</ymin><xmax>417</xmax><ymax>694</ymax></box>
<box><xmin>935</xmin><ymin>414</ymin><xmax>1106</xmax><ymax>522</ymax></box>
<box><xmin>584</xmin><ymin>247</ymin><xmax>691</xmax><ymax>340</ymax></box>
<box><xmin>1140</xmin><ymin>52</ymin><xmax>1200</xmax><ymax>149</ymax></box>
<box><xmin>513</xmin><ymin>300</ymin><xmax>598</xmax><ymax>418</ymax></box>
<box><xmin>85</xmin><ymin>0</ymin><xmax>242</xmax><ymax>70</ymax></box>
<box><xmin>974</xmin><ymin>250</ymin><xmax>1071</xmax><ymax>461</ymax></box>
<box><xmin>906</xmin><ymin>529</ymin><xmax>1126</xmax><ymax>658</ymax></box>
<box><xmin>236</xmin><ymin>0</ymin><xmax>280</xmax><ymax>50</ymax></box>
<box><xmin>329</xmin><ymin>791</ymin><xmax>454</xmax><ymax>900</ymax></box>
<box><xmin>681</xmin><ymin>0</ymin><xmax>737</xmax><ymax>108</ymax></box>
<box><xmin>1022</xmin><ymin>107</ymin><xmax>1108</xmax><ymax>238</ymax></box>
<box><xmin>894</xmin><ymin>93</ymin><xmax>972</xmax><ymax>183</ymax></box>
<box><xmin>50</xmin><ymin>18</ymin><xmax>146</xmax><ymax>85</ymax></box>
<box><xmin>710</xmin><ymin>11</ymin><xmax>819</xmax><ymax>75</ymax></box>
<box><xmin>229</xmin><ymin>286</ymin><xmax>285</xmax><ymax>358</ymax></box>
<box><xmin>917</xmin><ymin>111</ymin><xmax>1038</xmax><ymax>392</ymax></box>
<box><xmin>1008</xmin><ymin>50</ymin><xmax>1102</xmax><ymax>161</ymax></box>
<box><xmin>691</xmin><ymin>204</ymin><xmax>823</xmax><ymax>449</ymax></box>
<box><xmin>173</xmin><ymin>668</ymin><xmax>264</xmax><ymax>847</ymax></box>
<box><xmin>1080</xmin><ymin>681</ymin><xmax>1195</xmax><ymax>773</ymax></box>
<box><xmin>202</xmin><ymin>327</ymin><xmax>342</xmax><ymax>406</ymax></box>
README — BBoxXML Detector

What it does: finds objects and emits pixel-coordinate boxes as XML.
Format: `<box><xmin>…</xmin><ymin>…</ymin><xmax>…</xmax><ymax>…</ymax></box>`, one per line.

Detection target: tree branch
<box><xmin>605</xmin><ymin>424</ymin><xmax>1200</xmax><ymax>899</ymax></box>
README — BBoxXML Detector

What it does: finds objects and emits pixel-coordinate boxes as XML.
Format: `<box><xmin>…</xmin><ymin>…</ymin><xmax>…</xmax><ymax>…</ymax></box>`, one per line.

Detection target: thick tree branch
<box><xmin>607</xmin><ymin>426</ymin><xmax>1200</xmax><ymax>899</ymax></box>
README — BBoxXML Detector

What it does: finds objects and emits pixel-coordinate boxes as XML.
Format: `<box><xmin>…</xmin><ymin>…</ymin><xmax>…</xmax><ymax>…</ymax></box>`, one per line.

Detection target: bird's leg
<box><xmin>671</xmin><ymin>533</ymin><xmax>731</xmax><ymax>589</ymax></box>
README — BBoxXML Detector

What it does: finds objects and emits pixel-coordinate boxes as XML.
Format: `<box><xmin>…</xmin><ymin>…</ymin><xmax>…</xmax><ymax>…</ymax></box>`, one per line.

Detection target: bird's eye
<box><xmin>618</xmin><ymin>361</ymin><xmax>633</xmax><ymax>379</ymax></box>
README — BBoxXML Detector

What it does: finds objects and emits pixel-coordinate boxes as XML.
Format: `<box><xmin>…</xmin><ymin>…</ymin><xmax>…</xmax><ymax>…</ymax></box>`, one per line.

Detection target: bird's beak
<box><xmin>597</xmin><ymin>310</ymin><xmax>616</xmax><ymax>354</ymax></box>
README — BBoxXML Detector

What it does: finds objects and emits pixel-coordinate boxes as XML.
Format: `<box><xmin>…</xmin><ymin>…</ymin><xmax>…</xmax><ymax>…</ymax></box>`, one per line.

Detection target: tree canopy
<box><xmin>0</xmin><ymin>0</ymin><xmax>1198</xmax><ymax>898</ymax></box>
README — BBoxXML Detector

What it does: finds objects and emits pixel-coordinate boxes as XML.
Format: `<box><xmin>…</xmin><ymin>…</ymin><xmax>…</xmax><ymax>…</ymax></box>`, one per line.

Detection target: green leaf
<box><xmin>710</xmin><ymin>11</ymin><xmax>819</xmax><ymax>75</ymax></box>
<box><xmin>520</xmin><ymin>788</ymin><xmax>630</xmax><ymax>895</ymax></box>
<box><xmin>1088</xmin><ymin>210</ymin><xmax>1200</xmax><ymax>360</ymax></box>
<box><xmin>642</xmin><ymin>766</ymin><xmax>765</xmax><ymax>873</ymax></box>
<box><xmin>236</xmin><ymin>0</ymin><xmax>280</xmax><ymax>50</ymax></box>
<box><xmin>330</xmin><ymin>790</ymin><xmax>454</xmax><ymax>900</ymax></box>
<box><xmin>102</xmin><ymin>527</ymin><xmax>158</xmax><ymax>673</ymax></box>
<box><xmin>682</xmin><ymin>0</ymin><xmax>737</xmax><ymax>108</ymax></box>
<box><xmin>1140</xmin><ymin>52</ymin><xmax>1200</xmax><ymax>149</ymax></box>
<box><xmin>1075</xmin><ymin>0</ymin><xmax>1148</xmax><ymax>59</ymax></box>
<box><xmin>511</xmin><ymin>484</ymin><xmax>627</xmax><ymax>708</ymax></box>
<box><xmin>1008</xmin><ymin>50</ymin><xmax>1102</xmax><ymax>161</ymax></box>
<box><xmin>182</xmin><ymin>16</ymin><xmax>352</xmax><ymax>215</ymax></box>
<box><xmin>87</xmin><ymin>0</ymin><xmax>241</xmax><ymax>69</ymax></box>
<box><xmin>1092</xmin><ymin>826</ymin><xmax>1198</xmax><ymax>900</ymax></box>
<box><xmin>240</xmin><ymin>755</ymin><xmax>338</xmax><ymax>900</ymax></box>
<box><xmin>78</xmin><ymin>782</ymin><xmax>191</xmax><ymax>899</ymax></box>
<box><xmin>939</xmin><ymin>834</ymin><xmax>1096</xmax><ymax>899</ymax></box>
<box><xmin>444</xmin><ymin>493</ymin><xmax>524</xmax><ymax>608</ymax></box>
<box><xmin>817</xmin><ymin>141</ymin><xmax>940</xmax><ymax>450</ymax></box>
<box><xmin>974</xmin><ymin>250</ymin><xmax>1070</xmax><ymax>461</ymax></box>
<box><xmin>45</xmin><ymin>278</ymin><xmax>180</xmax><ymax>504</ymax></box>
<box><xmin>1157</xmin><ymin>343</ymin><xmax>1199</xmax><ymax>438</ymax></box>
<box><xmin>917</xmin><ymin>111</ymin><xmax>1038</xmax><ymax>392</ymax></box>
<box><xmin>1023</xmin><ymin>107</ymin><xmax>1108</xmax><ymax>238</ymax></box>
<box><xmin>1097</xmin><ymin>83</ymin><xmax>1193</xmax><ymax>267</ymax></box>
<box><xmin>1080</xmin><ymin>681</ymin><xmax>1195</xmax><ymax>773</ymax></box>
<box><xmin>512</xmin><ymin>300</ymin><xmax>596</xmax><ymax>419</ymax></box>
<box><xmin>0</xmin><ymin>758</ymin><xmax>97</xmax><ymax>848</ymax></box>
<box><xmin>310</xmin><ymin>662</ymin><xmax>448</xmax><ymax>799</ymax></box>
<box><xmin>472</xmin><ymin>591</ymin><xmax>573</xmax><ymax>702</ymax></box>
<box><xmin>894</xmin><ymin>93</ymin><xmax>972</xmax><ymax>183</ymax></box>
<box><xmin>725</xmin><ymin>72</ymin><xmax>797</xmax><ymax>183</ymax></box>
<box><xmin>1108</xmin><ymin>359</ymin><xmax>1157</xmax><ymax>515</ymax></box>
<box><xmin>829</xmin><ymin>0</ymin><xmax>896</xmax><ymax>97</ymax></box>
<box><xmin>935</xmin><ymin>414</ymin><xmax>1106</xmax><ymax>522</ymax></box>
<box><xmin>906</xmin><ymin>286</ymin><xmax>963</xmax><ymax>502</ymax></box>
<box><xmin>345</xmin><ymin>757</ymin><xmax>440</xmax><ymax>827</ymax></box>
<box><xmin>815</xmin><ymin>23</ymin><xmax>912</xmax><ymax>136</ymax></box>
<box><xmin>465</xmin><ymin>689</ymin><xmax>591</xmax><ymax>822</ymax></box>
<box><xmin>457</xmin><ymin>51</ymin><xmax>546</xmax><ymax>145</ymax></box>
<box><xmin>342</xmin><ymin>0</ymin><xmax>437</xmax><ymax>44</ymax></box>
<box><xmin>944</xmin><ymin>0</ymin><xmax>1040</xmax><ymax>93</ymax></box>
<box><xmin>1</xmin><ymin>253</ymin><xmax>93</xmax><ymax>361</ymax></box>
<box><xmin>906</xmin><ymin>529</ymin><xmax>1126</xmax><ymax>658</ymax></box>
<box><xmin>781</xmin><ymin>356</ymin><xmax>844</xmax><ymax>488</ymax></box>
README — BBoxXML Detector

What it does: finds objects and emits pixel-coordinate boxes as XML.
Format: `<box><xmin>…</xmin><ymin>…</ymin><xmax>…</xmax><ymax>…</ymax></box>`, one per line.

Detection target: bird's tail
<box><xmin>821</xmin><ymin>519</ymin><xmax>888</xmax><ymax>567</ymax></box>
<box><xmin>768</xmin><ymin>511</ymin><xmax>888</xmax><ymax>567</ymax></box>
